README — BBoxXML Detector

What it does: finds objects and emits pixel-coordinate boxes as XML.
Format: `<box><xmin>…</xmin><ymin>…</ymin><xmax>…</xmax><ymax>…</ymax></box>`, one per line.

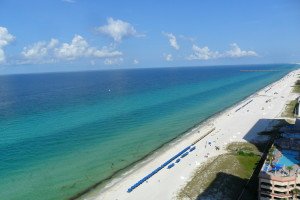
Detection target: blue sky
<box><xmin>0</xmin><ymin>0</ymin><xmax>299</xmax><ymax>74</ymax></box>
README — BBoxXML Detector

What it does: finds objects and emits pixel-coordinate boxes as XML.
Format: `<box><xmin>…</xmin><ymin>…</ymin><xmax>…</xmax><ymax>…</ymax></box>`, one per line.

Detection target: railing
<box><xmin>259</xmin><ymin>173</ymin><xmax>297</xmax><ymax>182</ymax></box>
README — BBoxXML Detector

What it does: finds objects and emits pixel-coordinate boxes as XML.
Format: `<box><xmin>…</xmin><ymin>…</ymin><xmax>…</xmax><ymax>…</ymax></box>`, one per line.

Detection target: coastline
<box><xmin>78</xmin><ymin>68</ymin><xmax>299</xmax><ymax>200</ymax></box>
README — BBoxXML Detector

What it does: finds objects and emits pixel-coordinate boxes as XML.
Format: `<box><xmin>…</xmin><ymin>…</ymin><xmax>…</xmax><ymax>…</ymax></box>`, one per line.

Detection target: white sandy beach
<box><xmin>82</xmin><ymin>68</ymin><xmax>300</xmax><ymax>200</ymax></box>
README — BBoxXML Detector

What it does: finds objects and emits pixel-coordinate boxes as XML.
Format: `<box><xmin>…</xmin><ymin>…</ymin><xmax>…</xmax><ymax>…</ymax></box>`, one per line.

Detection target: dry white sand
<box><xmin>81</xmin><ymin>69</ymin><xmax>300</xmax><ymax>200</ymax></box>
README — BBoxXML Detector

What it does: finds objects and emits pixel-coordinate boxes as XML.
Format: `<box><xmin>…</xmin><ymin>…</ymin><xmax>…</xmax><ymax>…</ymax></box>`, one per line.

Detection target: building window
<box><xmin>261</xmin><ymin>194</ymin><xmax>271</xmax><ymax>198</ymax></box>
<box><xmin>261</xmin><ymin>188</ymin><xmax>272</xmax><ymax>193</ymax></box>
<box><xmin>274</xmin><ymin>184</ymin><xmax>287</xmax><ymax>189</ymax></box>
<box><xmin>274</xmin><ymin>190</ymin><xmax>286</xmax><ymax>195</ymax></box>
<box><xmin>261</xmin><ymin>182</ymin><xmax>272</xmax><ymax>187</ymax></box>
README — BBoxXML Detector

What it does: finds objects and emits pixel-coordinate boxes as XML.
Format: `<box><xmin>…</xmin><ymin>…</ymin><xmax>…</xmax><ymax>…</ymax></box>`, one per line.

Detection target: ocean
<box><xmin>0</xmin><ymin>64</ymin><xmax>296</xmax><ymax>200</ymax></box>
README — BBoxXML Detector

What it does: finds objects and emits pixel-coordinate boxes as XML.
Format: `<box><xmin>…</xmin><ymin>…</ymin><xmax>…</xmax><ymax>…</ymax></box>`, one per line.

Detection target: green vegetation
<box><xmin>236</xmin><ymin>154</ymin><xmax>260</xmax><ymax>178</ymax></box>
<box><xmin>266</xmin><ymin>146</ymin><xmax>275</xmax><ymax>165</ymax></box>
<box><xmin>177</xmin><ymin>142</ymin><xmax>260</xmax><ymax>200</ymax></box>
<box><xmin>292</xmin><ymin>80</ymin><xmax>300</xmax><ymax>93</ymax></box>
<box><xmin>286</xmin><ymin>166</ymin><xmax>293</xmax><ymax>175</ymax></box>
<box><xmin>228</xmin><ymin>143</ymin><xmax>261</xmax><ymax>179</ymax></box>
<box><xmin>226</xmin><ymin>142</ymin><xmax>260</xmax><ymax>153</ymax></box>
<box><xmin>282</xmin><ymin>77</ymin><xmax>300</xmax><ymax>118</ymax></box>
<box><xmin>281</xmin><ymin>99</ymin><xmax>297</xmax><ymax>118</ymax></box>
<box><xmin>237</xmin><ymin>150</ymin><xmax>255</xmax><ymax>157</ymax></box>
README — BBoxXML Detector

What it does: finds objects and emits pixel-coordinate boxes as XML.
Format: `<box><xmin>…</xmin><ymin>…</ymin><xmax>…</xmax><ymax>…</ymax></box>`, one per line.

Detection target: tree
<box><xmin>286</xmin><ymin>166</ymin><xmax>293</xmax><ymax>175</ymax></box>
<box><xmin>267</xmin><ymin>152</ymin><xmax>275</xmax><ymax>166</ymax></box>
<box><xmin>267</xmin><ymin>146</ymin><xmax>275</xmax><ymax>166</ymax></box>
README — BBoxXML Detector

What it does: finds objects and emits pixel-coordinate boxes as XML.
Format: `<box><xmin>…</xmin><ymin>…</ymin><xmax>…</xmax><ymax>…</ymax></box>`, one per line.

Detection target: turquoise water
<box><xmin>278</xmin><ymin>150</ymin><xmax>300</xmax><ymax>166</ymax></box>
<box><xmin>0</xmin><ymin>64</ymin><xmax>297</xmax><ymax>200</ymax></box>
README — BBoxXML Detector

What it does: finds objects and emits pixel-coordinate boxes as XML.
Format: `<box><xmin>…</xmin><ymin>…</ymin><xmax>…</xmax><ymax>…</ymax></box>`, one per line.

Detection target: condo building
<box><xmin>258</xmin><ymin>130</ymin><xmax>300</xmax><ymax>200</ymax></box>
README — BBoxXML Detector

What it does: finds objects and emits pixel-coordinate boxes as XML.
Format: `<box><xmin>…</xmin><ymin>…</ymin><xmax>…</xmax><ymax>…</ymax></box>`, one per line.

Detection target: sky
<box><xmin>0</xmin><ymin>0</ymin><xmax>299</xmax><ymax>74</ymax></box>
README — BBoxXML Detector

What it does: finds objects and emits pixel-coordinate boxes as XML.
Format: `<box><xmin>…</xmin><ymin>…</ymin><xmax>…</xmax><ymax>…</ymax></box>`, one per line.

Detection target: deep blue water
<box><xmin>0</xmin><ymin>64</ymin><xmax>296</xmax><ymax>200</ymax></box>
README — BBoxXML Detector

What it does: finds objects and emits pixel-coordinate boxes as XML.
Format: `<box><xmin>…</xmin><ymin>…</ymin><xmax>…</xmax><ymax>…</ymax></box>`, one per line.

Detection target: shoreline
<box><xmin>78</xmin><ymin>68</ymin><xmax>299</xmax><ymax>200</ymax></box>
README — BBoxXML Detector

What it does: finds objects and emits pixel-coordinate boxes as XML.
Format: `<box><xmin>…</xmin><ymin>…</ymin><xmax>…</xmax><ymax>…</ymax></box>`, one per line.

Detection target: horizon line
<box><xmin>0</xmin><ymin>62</ymin><xmax>298</xmax><ymax>76</ymax></box>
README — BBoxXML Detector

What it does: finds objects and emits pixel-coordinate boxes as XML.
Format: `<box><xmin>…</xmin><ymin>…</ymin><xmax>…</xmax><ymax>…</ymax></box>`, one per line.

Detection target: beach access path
<box><xmin>82</xmin><ymin>69</ymin><xmax>300</xmax><ymax>200</ymax></box>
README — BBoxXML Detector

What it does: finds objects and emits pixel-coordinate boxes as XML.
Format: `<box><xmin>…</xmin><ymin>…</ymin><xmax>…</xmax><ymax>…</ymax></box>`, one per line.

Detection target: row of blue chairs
<box><xmin>181</xmin><ymin>152</ymin><xmax>189</xmax><ymax>158</ymax></box>
<box><xmin>167</xmin><ymin>146</ymin><xmax>196</xmax><ymax>169</ymax></box>
<box><xmin>190</xmin><ymin>146</ymin><xmax>196</xmax><ymax>152</ymax></box>
<box><xmin>167</xmin><ymin>163</ymin><xmax>175</xmax><ymax>169</ymax></box>
<box><xmin>127</xmin><ymin>146</ymin><xmax>191</xmax><ymax>193</ymax></box>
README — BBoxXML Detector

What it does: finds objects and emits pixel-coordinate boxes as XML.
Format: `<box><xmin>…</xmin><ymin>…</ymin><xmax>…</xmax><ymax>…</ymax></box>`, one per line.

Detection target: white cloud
<box><xmin>187</xmin><ymin>43</ymin><xmax>258</xmax><ymax>60</ymax></box>
<box><xmin>48</xmin><ymin>38</ymin><xmax>59</xmax><ymax>48</ymax></box>
<box><xmin>133</xmin><ymin>59</ymin><xmax>139</xmax><ymax>64</ymax></box>
<box><xmin>0</xmin><ymin>27</ymin><xmax>15</xmax><ymax>63</ymax></box>
<box><xmin>163</xmin><ymin>32</ymin><xmax>179</xmax><ymax>50</ymax></box>
<box><xmin>92</xmin><ymin>47</ymin><xmax>122</xmax><ymax>58</ymax></box>
<box><xmin>187</xmin><ymin>45</ymin><xmax>220</xmax><ymax>60</ymax></box>
<box><xmin>164</xmin><ymin>53</ymin><xmax>173</xmax><ymax>61</ymax></box>
<box><xmin>104</xmin><ymin>57</ymin><xmax>123</xmax><ymax>65</ymax></box>
<box><xmin>225</xmin><ymin>43</ymin><xmax>258</xmax><ymax>58</ymax></box>
<box><xmin>55</xmin><ymin>35</ymin><xmax>122</xmax><ymax>60</ymax></box>
<box><xmin>55</xmin><ymin>35</ymin><xmax>89</xmax><ymax>59</ymax></box>
<box><xmin>21</xmin><ymin>35</ymin><xmax>122</xmax><ymax>64</ymax></box>
<box><xmin>0</xmin><ymin>27</ymin><xmax>15</xmax><ymax>47</ymax></box>
<box><xmin>96</xmin><ymin>18</ymin><xmax>139</xmax><ymax>42</ymax></box>
<box><xmin>22</xmin><ymin>39</ymin><xmax>59</xmax><ymax>60</ymax></box>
